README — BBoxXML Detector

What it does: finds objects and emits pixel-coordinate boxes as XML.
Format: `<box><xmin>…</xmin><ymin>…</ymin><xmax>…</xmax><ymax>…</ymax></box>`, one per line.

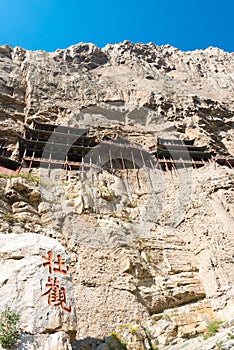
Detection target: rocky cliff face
<box><xmin>0</xmin><ymin>41</ymin><xmax>233</xmax><ymax>350</ymax></box>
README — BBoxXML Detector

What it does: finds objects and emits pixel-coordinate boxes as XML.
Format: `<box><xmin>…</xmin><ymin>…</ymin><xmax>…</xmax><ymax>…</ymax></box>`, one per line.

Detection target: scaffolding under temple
<box><xmin>94</xmin><ymin>138</ymin><xmax>158</xmax><ymax>170</ymax></box>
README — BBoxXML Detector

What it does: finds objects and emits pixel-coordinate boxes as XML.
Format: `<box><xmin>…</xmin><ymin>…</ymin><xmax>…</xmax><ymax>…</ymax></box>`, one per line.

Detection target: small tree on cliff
<box><xmin>0</xmin><ymin>307</ymin><xmax>20</xmax><ymax>349</ymax></box>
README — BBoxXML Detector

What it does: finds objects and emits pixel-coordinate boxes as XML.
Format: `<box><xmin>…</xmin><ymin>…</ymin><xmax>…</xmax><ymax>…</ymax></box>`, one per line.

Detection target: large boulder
<box><xmin>0</xmin><ymin>233</ymin><xmax>77</xmax><ymax>348</ymax></box>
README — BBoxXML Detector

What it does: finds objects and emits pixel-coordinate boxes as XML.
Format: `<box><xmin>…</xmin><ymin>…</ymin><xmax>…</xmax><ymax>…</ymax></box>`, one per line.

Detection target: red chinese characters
<box><xmin>42</xmin><ymin>251</ymin><xmax>70</xmax><ymax>275</ymax></box>
<box><xmin>41</xmin><ymin>251</ymin><xmax>72</xmax><ymax>313</ymax></box>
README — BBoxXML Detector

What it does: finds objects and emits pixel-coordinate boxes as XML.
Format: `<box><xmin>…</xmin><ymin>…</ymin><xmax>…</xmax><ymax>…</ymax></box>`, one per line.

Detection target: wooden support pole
<box><xmin>226</xmin><ymin>159</ymin><xmax>233</xmax><ymax>169</ymax></box>
<box><xmin>23</xmin><ymin>148</ymin><xmax>27</xmax><ymax>159</ymax></box>
<box><xmin>130</xmin><ymin>148</ymin><xmax>141</xmax><ymax>190</ymax></box>
<box><xmin>21</xmin><ymin>148</ymin><xmax>27</xmax><ymax>168</ymax></box>
<box><xmin>171</xmin><ymin>162</ymin><xmax>175</xmax><ymax>177</ymax></box>
<box><xmin>201</xmin><ymin>158</ymin><xmax>206</xmax><ymax>167</ymax></box>
<box><xmin>48</xmin><ymin>152</ymin><xmax>51</xmax><ymax>177</ymax></box>
<box><xmin>214</xmin><ymin>157</ymin><xmax>216</xmax><ymax>170</ymax></box>
<box><xmin>109</xmin><ymin>148</ymin><xmax>113</xmax><ymax>173</ymax></box>
<box><xmin>164</xmin><ymin>157</ymin><xmax>169</xmax><ymax>172</ymax></box>
<box><xmin>29</xmin><ymin>149</ymin><xmax>35</xmax><ymax>172</ymax></box>
<box><xmin>149</xmin><ymin>159</ymin><xmax>156</xmax><ymax>170</ymax></box>
<box><xmin>89</xmin><ymin>156</ymin><xmax>93</xmax><ymax>181</ymax></box>
<box><xmin>166</xmin><ymin>157</ymin><xmax>173</xmax><ymax>178</ymax></box>
<box><xmin>172</xmin><ymin>162</ymin><xmax>179</xmax><ymax>177</ymax></box>
<box><xmin>146</xmin><ymin>167</ymin><xmax>153</xmax><ymax>190</ymax></box>
<box><xmin>98</xmin><ymin>153</ymin><xmax>102</xmax><ymax>166</ymax></box>
<box><xmin>120</xmin><ymin>150</ymin><xmax>131</xmax><ymax>196</ymax></box>
<box><xmin>120</xmin><ymin>151</ymin><xmax>125</xmax><ymax>171</ymax></box>
<box><xmin>65</xmin><ymin>155</ymin><xmax>68</xmax><ymax>181</ymax></box>
<box><xmin>169</xmin><ymin>158</ymin><xmax>176</xmax><ymax>178</ymax></box>
<box><xmin>131</xmin><ymin>150</ymin><xmax>136</xmax><ymax>170</ymax></box>
<box><xmin>191</xmin><ymin>158</ymin><xmax>196</xmax><ymax>169</ymax></box>
<box><xmin>140</xmin><ymin>150</ymin><xmax>146</xmax><ymax>168</ymax></box>
<box><xmin>81</xmin><ymin>156</ymin><xmax>84</xmax><ymax>179</ymax></box>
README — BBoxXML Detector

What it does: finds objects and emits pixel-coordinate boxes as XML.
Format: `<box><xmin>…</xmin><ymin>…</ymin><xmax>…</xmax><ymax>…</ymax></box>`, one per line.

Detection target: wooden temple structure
<box><xmin>0</xmin><ymin>118</ymin><xmax>233</xmax><ymax>175</ymax></box>
<box><xmin>0</xmin><ymin>138</ymin><xmax>21</xmax><ymax>175</ymax></box>
<box><xmin>154</xmin><ymin>137</ymin><xmax>214</xmax><ymax>170</ymax></box>
<box><xmin>155</xmin><ymin>137</ymin><xmax>233</xmax><ymax>170</ymax></box>
<box><xmin>19</xmin><ymin>120</ymin><xmax>97</xmax><ymax>171</ymax></box>
<box><xmin>215</xmin><ymin>156</ymin><xmax>234</xmax><ymax>168</ymax></box>
<box><xmin>18</xmin><ymin>120</ymin><xmax>157</xmax><ymax>173</ymax></box>
<box><xmin>18</xmin><ymin>120</ymin><xmax>234</xmax><ymax>173</ymax></box>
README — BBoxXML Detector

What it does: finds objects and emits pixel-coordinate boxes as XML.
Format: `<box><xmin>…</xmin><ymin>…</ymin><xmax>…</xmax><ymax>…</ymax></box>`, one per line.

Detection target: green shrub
<box><xmin>108</xmin><ymin>332</ymin><xmax>127</xmax><ymax>350</ymax></box>
<box><xmin>0</xmin><ymin>175</ymin><xmax>13</xmax><ymax>179</ymax></box>
<box><xmin>21</xmin><ymin>173</ymin><xmax>40</xmax><ymax>183</ymax></box>
<box><xmin>204</xmin><ymin>320</ymin><xmax>223</xmax><ymax>338</ymax></box>
<box><xmin>215</xmin><ymin>340</ymin><xmax>223</xmax><ymax>349</ymax></box>
<box><xmin>0</xmin><ymin>307</ymin><xmax>20</xmax><ymax>349</ymax></box>
<box><xmin>0</xmin><ymin>173</ymin><xmax>39</xmax><ymax>183</ymax></box>
<box><xmin>1</xmin><ymin>214</ymin><xmax>18</xmax><ymax>223</ymax></box>
<box><xmin>151</xmin><ymin>344</ymin><xmax>159</xmax><ymax>350</ymax></box>
<box><xmin>163</xmin><ymin>314</ymin><xmax>171</xmax><ymax>321</ymax></box>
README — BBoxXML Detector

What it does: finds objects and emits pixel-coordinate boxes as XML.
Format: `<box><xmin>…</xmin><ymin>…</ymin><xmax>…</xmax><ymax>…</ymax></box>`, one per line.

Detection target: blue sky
<box><xmin>0</xmin><ymin>0</ymin><xmax>233</xmax><ymax>52</ymax></box>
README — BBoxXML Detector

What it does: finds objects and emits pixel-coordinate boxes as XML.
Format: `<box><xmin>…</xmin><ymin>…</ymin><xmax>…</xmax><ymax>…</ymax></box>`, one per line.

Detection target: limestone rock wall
<box><xmin>0</xmin><ymin>41</ymin><xmax>233</xmax><ymax>349</ymax></box>
<box><xmin>0</xmin><ymin>41</ymin><xmax>233</xmax><ymax>154</ymax></box>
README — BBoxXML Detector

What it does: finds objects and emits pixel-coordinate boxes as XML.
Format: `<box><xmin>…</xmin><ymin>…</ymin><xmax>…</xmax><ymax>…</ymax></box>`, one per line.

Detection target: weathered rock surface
<box><xmin>0</xmin><ymin>233</ymin><xmax>77</xmax><ymax>349</ymax></box>
<box><xmin>0</xmin><ymin>41</ymin><xmax>233</xmax><ymax>349</ymax></box>
<box><xmin>0</xmin><ymin>41</ymin><xmax>233</xmax><ymax>155</ymax></box>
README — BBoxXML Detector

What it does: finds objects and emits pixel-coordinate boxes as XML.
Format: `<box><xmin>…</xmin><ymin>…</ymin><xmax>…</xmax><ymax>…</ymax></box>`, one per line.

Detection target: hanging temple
<box><xmin>0</xmin><ymin>119</ymin><xmax>233</xmax><ymax>176</ymax></box>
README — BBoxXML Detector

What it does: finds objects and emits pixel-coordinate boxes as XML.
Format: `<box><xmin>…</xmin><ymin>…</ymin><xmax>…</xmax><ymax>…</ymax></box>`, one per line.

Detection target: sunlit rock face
<box><xmin>0</xmin><ymin>41</ymin><xmax>233</xmax><ymax>349</ymax></box>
